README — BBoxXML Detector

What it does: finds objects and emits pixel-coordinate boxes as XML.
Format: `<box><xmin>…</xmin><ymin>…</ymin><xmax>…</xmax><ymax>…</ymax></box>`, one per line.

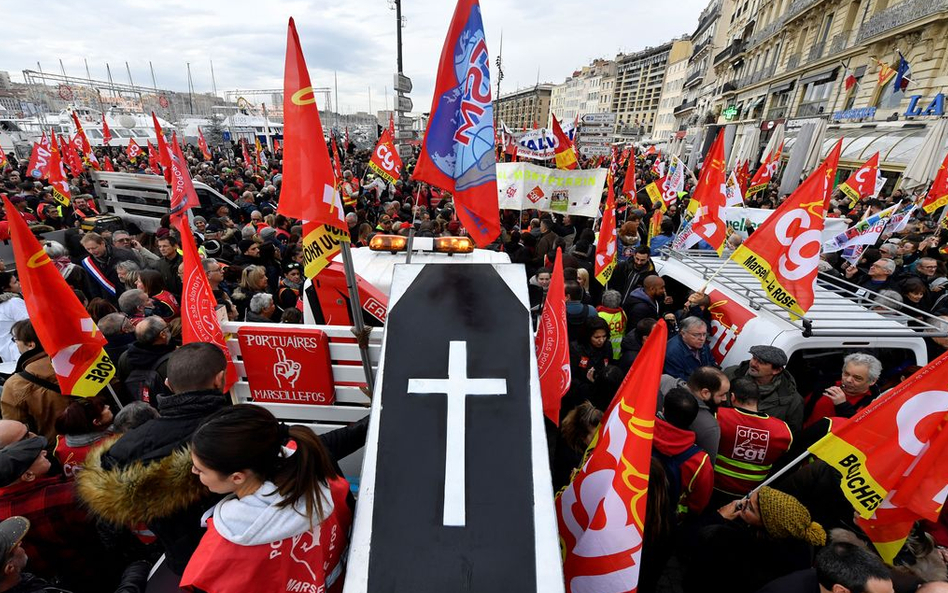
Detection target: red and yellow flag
<box><xmin>736</xmin><ymin>159</ymin><xmax>750</xmax><ymax>196</ymax></box>
<box><xmin>838</xmin><ymin>152</ymin><xmax>880</xmax><ymax>208</ymax></box>
<box><xmin>877</xmin><ymin>59</ymin><xmax>897</xmax><ymax>87</ymax></box>
<box><xmin>277</xmin><ymin>17</ymin><xmax>348</xmax><ymax>234</ymax></box>
<box><xmin>147</xmin><ymin>141</ymin><xmax>161</xmax><ymax>176</ymax></box>
<box><xmin>730</xmin><ymin>139</ymin><xmax>841</xmax><ymax>317</ymax></box>
<box><xmin>810</xmin><ymin>350</ymin><xmax>948</xmax><ymax>562</ymax></box>
<box><xmin>746</xmin><ymin>142</ymin><xmax>784</xmax><ymax>197</ymax></box>
<box><xmin>101</xmin><ymin>113</ymin><xmax>112</xmax><ymax>145</ymax></box>
<box><xmin>70</xmin><ymin>111</ymin><xmax>99</xmax><ymax>170</ymax></box>
<box><xmin>556</xmin><ymin>319</ymin><xmax>668</xmax><ymax>593</ymax></box>
<box><xmin>690</xmin><ymin>131</ymin><xmax>728</xmax><ymax>254</ymax></box>
<box><xmin>197</xmin><ymin>127</ymin><xmax>211</xmax><ymax>161</ymax></box>
<box><xmin>647</xmin><ymin>207</ymin><xmax>663</xmax><ymax>246</ymax></box>
<box><xmin>922</xmin><ymin>152</ymin><xmax>948</xmax><ymax>214</ymax></box>
<box><xmin>551</xmin><ymin>114</ymin><xmax>578</xmax><ymax>170</ymax></box>
<box><xmin>594</xmin><ymin>175</ymin><xmax>617</xmax><ymax>285</ymax></box>
<box><xmin>330</xmin><ymin>134</ymin><xmax>343</xmax><ymax>183</ymax></box>
<box><xmin>46</xmin><ymin>131</ymin><xmax>72</xmax><ymax>207</ymax></box>
<box><xmin>174</xmin><ymin>216</ymin><xmax>237</xmax><ymax>392</ymax></box>
<box><xmin>536</xmin><ymin>248</ymin><xmax>570</xmax><ymax>425</ymax></box>
<box><xmin>621</xmin><ymin>147</ymin><xmax>637</xmax><ymax>198</ymax></box>
<box><xmin>127</xmin><ymin>138</ymin><xmax>142</xmax><ymax>162</ymax></box>
<box><xmin>368</xmin><ymin>126</ymin><xmax>403</xmax><ymax>185</ymax></box>
<box><xmin>5</xmin><ymin>196</ymin><xmax>113</xmax><ymax>396</ymax></box>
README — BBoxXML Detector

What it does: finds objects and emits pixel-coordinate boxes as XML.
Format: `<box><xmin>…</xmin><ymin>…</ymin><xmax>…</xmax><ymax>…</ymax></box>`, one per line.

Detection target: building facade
<box><xmin>654</xmin><ymin>39</ymin><xmax>694</xmax><ymax>141</ymax></box>
<box><xmin>549</xmin><ymin>59</ymin><xmax>617</xmax><ymax>125</ymax></box>
<box><xmin>493</xmin><ymin>84</ymin><xmax>553</xmax><ymax>132</ymax></box>
<box><xmin>612</xmin><ymin>41</ymin><xmax>675</xmax><ymax>141</ymax></box>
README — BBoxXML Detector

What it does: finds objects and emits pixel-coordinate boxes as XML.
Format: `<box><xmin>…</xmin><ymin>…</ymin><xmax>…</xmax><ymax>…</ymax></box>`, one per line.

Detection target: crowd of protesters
<box><xmin>0</xmin><ymin>132</ymin><xmax>944</xmax><ymax>592</ymax></box>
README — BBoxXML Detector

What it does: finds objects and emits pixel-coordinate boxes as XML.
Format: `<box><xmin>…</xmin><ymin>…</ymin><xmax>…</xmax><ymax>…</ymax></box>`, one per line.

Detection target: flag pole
<box><xmin>699</xmin><ymin>255</ymin><xmax>732</xmax><ymax>293</ymax></box>
<box><xmin>405</xmin><ymin>185</ymin><xmax>422</xmax><ymax>264</ymax></box>
<box><xmin>744</xmin><ymin>449</ymin><xmax>812</xmax><ymax>499</ymax></box>
<box><xmin>339</xmin><ymin>241</ymin><xmax>375</xmax><ymax>393</ymax></box>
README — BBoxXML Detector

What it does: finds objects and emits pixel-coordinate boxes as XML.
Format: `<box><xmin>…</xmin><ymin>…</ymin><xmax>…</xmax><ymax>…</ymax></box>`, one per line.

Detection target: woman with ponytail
<box><xmin>180</xmin><ymin>405</ymin><xmax>353</xmax><ymax>593</ymax></box>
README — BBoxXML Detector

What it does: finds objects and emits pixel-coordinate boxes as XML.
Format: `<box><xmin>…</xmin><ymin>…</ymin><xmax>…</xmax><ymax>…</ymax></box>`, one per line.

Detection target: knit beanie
<box><xmin>758</xmin><ymin>487</ymin><xmax>826</xmax><ymax>546</ymax></box>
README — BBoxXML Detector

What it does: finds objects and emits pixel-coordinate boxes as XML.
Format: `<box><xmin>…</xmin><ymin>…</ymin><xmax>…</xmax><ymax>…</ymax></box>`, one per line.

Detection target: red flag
<box><xmin>127</xmin><ymin>138</ymin><xmax>142</xmax><ymax>162</ymax></box>
<box><xmin>368</xmin><ymin>126</ymin><xmax>403</xmax><ymax>185</ymax></box>
<box><xmin>731</xmin><ymin>139</ymin><xmax>842</xmax><ymax>317</ymax></box>
<box><xmin>621</xmin><ymin>147</ymin><xmax>637</xmax><ymax>198</ymax></box>
<box><xmin>809</xmin><ymin>350</ymin><xmax>948</xmax><ymax>562</ymax></box>
<box><xmin>27</xmin><ymin>137</ymin><xmax>52</xmax><ymax>180</ymax></box>
<box><xmin>736</xmin><ymin>159</ymin><xmax>750</xmax><ymax>196</ymax></box>
<box><xmin>167</xmin><ymin>132</ymin><xmax>199</xmax><ymax>226</ymax></box>
<box><xmin>174</xmin><ymin>216</ymin><xmax>238</xmax><ymax>392</ymax></box>
<box><xmin>152</xmin><ymin>112</ymin><xmax>173</xmax><ymax>183</ymax></box>
<box><xmin>557</xmin><ymin>320</ymin><xmax>668</xmax><ymax>593</ymax></box>
<box><xmin>746</xmin><ymin>142</ymin><xmax>784</xmax><ymax>197</ymax></box>
<box><xmin>550</xmin><ymin>113</ymin><xmax>578</xmax><ymax>170</ymax></box>
<box><xmin>241</xmin><ymin>140</ymin><xmax>253</xmax><ymax>170</ymax></box>
<box><xmin>272</xmin><ymin>138</ymin><xmax>281</xmax><ymax>152</ymax></box>
<box><xmin>197</xmin><ymin>127</ymin><xmax>211</xmax><ymax>161</ymax></box>
<box><xmin>533</xmin><ymin>120</ymin><xmax>539</xmax><ymax>130</ymax></box>
<box><xmin>690</xmin><ymin>131</ymin><xmax>728</xmax><ymax>254</ymax></box>
<box><xmin>46</xmin><ymin>132</ymin><xmax>72</xmax><ymax>207</ymax></box>
<box><xmin>5</xmin><ymin>196</ymin><xmax>114</xmax><ymax>396</ymax></box>
<box><xmin>595</xmin><ymin>174</ymin><xmax>617</xmax><ymax>285</ymax></box>
<box><xmin>411</xmin><ymin>0</ymin><xmax>500</xmax><ymax>247</ymax></box>
<box><xmin>845</xmin><ymin>72</ymin><xmax>858</xmax><ymax>91</ymax></box>
<box><xmin>70</xmin><ymin>111</ymin><xmax>93</xmax><ymax>154</ymax></box>
<box><xmin>644</xmin><ymin>145</ymin><xmax>657</xmax><ymax>156</ymax></box>
<box><xmin>147</xmin><ymin>141</ymin><xmax>161</xmax><ymax>176</ymax></box>
<box><xmin>535</xmin><ymin>247</ymin><xmax>570</xmax><ymax>425</ymax></box>
<box><xmin>838</xmin><ymin>152</ymin><xmax>880</xmax><ymax>207</ymax></box>
<box><xmin>922</xmin><ymin>152</ymin><xmax>948</xmax><ymax>214</ymax></box>
<box><xmin>330</xmin><ymin>134</ymin><xmax>343</xmax><ymax>183</ymax></box>
<box><xmin>277</xmin><ymin>18</ymin><xmax>347</xmax><ymax>234</ymax></box>
<box><xmin>101</xmin><ymin>114</ymin><xmax>112</xmax><ymax>145</ymax></box>
<box><xmin>63</xmin><ymin>136</ymin><xmax>83</xmax><ymax>174</ymax></box>
<box><xmin>103</xmin><ymin>157</ymin><xmax>114</xmax><ymax>172</ymax></box>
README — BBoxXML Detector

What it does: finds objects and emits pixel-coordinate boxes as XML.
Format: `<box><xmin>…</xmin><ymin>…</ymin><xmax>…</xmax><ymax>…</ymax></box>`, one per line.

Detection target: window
<box><xmin>875</xmin><ymin>76</ymin><xmax>905</xmax><ymax>111</ymax></box>
<box><xmin>798</xmin><ymin>80</ymin><xmax>834</xmax><ymax>116</ymax></box>
<box><xmin>766</xmin><ymin>89</ymin><xmax>793</xmax><ymax>119</ymax></box>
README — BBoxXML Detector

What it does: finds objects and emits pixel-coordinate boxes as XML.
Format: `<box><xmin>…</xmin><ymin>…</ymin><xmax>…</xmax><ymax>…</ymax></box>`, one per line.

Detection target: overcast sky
<box><xmin>0</xmin><ymin>0</ymin><xmax>706</xmax><ymax>116</ymax></box>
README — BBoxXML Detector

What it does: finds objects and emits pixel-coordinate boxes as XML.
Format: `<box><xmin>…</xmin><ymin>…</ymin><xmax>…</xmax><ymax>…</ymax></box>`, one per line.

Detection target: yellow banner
<box><xmin>368</xmin><ymin>160</ymin><xmax>398</xmax><ymax>185</ymax></box>
<box><xmin>808</xmin><ymin>432</ymin><xmax>888</xmax><ymax>519</ymax></box>
<box><xmin>645</xmin><ymin>183</ymin><xmax>663</xmax><ymax>209</ymax></box>
<box><xmin>731</xmin><ymin>244</ymin><xmax>807</xmax><ymax>318</ymax></box>
<box><xmin>838</xmin><ymin>182</ymin><xmax>861</xmax><ymax>207</ymax></box>
<box><xmin>745</xmin><ymin>182</ymin><xmax>768</xmax><ymax>198</ymax></box>
<box><xmin>51</xmin><ymin>187</ymin><xmax>71</xmax><ymax>207</ymax></box>
<box><xmin>595</xmin><ymin>258</ymin><xmax>615</xmax><ymax>286</ymax></box>
<box><xmin>70</xmin><ymin>348</ymin><xmax>116</xmax><ymax>398</ymax></box>
<box><xmin>302</xmin><ymin>224</ymin><xmax>350</xmax><ymax>279</ymax></box>
<box><xmin>923</xmin><ymin>193</ymin><xmax>948</xmax><ymax>214</ymax></box>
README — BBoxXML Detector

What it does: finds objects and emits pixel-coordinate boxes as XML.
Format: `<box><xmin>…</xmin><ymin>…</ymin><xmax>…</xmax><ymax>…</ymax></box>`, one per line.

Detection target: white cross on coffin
<box><xmin>407</xmin><ymin>341</ymin><xmax>507</xmax><ymax>527</ymax></box>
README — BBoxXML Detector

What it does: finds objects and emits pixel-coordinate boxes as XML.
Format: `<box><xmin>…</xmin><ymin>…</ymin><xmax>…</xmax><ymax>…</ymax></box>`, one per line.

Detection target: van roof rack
<box><xmin>659</xmin><ymin>249</ymin><xmax>948</xmax><ymax>339</ymax></box>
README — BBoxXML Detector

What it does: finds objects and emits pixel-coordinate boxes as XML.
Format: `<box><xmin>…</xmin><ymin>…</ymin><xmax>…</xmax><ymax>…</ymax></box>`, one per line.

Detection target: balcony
<box><xmin>856</xmin><ymin>0</ymin><xmax>948</xmax><ymax>44</ymax></box>
<box><xmin>674</xmin><ymin>99</ymin><xmax>697</xmax><ymax>116</ymax></box>
<box><xmin>787</xmin><ymin>53</ymin><xmax>802</xmax><ymax>70</ymax></box>
<box><xmin>690</xmin><ymin>38</ymin><xmax>712</xmax><ymax>62</ymax></box>
<box><xmin>714</xmin><ymin>39</ymin><xmax>746</xmax><ymax>67</ymax></box>
<box><xmin>722</xmin><ymin>81</ymin><xmax>738</xmax><ymax>94</ymax></box>
<box><xmin>746</xmin><ymin>16</ymin><xmax>784</xmax><ymax>51</ymax></box>
<box><xmin>807</xmin><ymin>41</ymin><xmax>826</xmax><ymax>64</ymax></box>
<box><xmin>683</xmin><ymin>70</ymin><xmax>705</xmax><ymax>89</ymax></box>
<box><xmin>828</xmin><ymin>33</ymin><xmax>848</xmax><ymax>55</ymax></box>
<box><xmin>693</xmin><ymin>3</ymin><xmax>721</xmax><ymax>38</ymax></box>
<box><xmin>784</xmin><ymin>0</ymin><xmax>828</xmax><ymax>24</ymax></box>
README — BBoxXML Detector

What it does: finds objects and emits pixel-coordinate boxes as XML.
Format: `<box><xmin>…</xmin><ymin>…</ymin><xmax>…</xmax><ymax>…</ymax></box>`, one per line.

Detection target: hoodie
<box><xmin>653</xmin><ymin>418</ymin><xmax>713</xmax><ymax>516</ymax></box>
<box><xmin>623</xmin><ymin>287</ymin><xmax>660</xmax><ymax>326</ymax></box>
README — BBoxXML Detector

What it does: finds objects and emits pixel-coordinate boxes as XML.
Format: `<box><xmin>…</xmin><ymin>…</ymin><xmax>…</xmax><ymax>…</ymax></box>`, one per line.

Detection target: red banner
<box><xmin>197</xmin><ymin>127</ymin><xmax>211</xmax><ymax>161</ymax></box>
<box><xmin>46</xmin><ymin>132</ymin><xmax>72</xmax><ymax>207</ymax></box>
<box><xmin>237</xmin><ymin>326</ymin><xmax>335</xmax><ymax>405</ymax></box>
<box><xmin>127</xmin><ymin>138</ymin><xmax>142</xmax><ymax>162</ymax></box>
<box><xmin>557</xmin><ymin>320</ymin><xmax>668</xmax><ymax>593</ymax></box>
<box><xmin>838</xmin><ymin>152</ymin><xmax>880</xmax><ymax>207</ymax></box>
<box><xmin>5</xmin><ymin>196</ymin><xmax>113</xmax><ymax>396</ymax></box>
<box><xmin>368</xmin><ymin>127</ymin><xmax>403</xmax><ymax>185</ymax></box>
<box><xmin>535</xmin><ymin>247</ymin><xmax>570</xmax><ymax>425</ymax></box>
<box><xmin>167</xmin><ymin>133</ymin><xmax>199</xmax><ymax>226</ymax></box>
<box><xmin>147</xmin><ymin>141</ymin><xmax>161</xmax><ymax>176</ymax></box>
<box><xmin>731</xmin><ymin>139</ymin><xmax>841</xmax><ymax>317</ymax></box>
<box><xmin>594</xmin><ymin>175</ymin><xmax>617</xmax><ymax>285</ymax></box>
<box><xmin>690</xmin><ymin>131</ymin><xmax>728</xmax><ymax>254</ymax></box>
<box><xmin>746</xmin><ymin>141</ymin><xmax>784</xmax><ymax>197</ymax></box>
<box><xmin>101</xmin><ymin>114</ymin><xmax>112</xmax><ymax>145</ymax></box>
<box><xmin>922</xmin><ymin>152</ymin><xmax>948</xmax><ymax>214</ymax></box>
<box><xmin>621</xmin><ymin>147</ymin><xmax>637</xmax><ymax>198</ymax></box>
<box><xmin>152</xmin><ymin>112</ymin><xmax>172</xmax><ymax>183</ymax></box>
<box><xmin>277</xmin><ymin>17</ymin><xmax>348</xmax><ymax>234</ymax></box>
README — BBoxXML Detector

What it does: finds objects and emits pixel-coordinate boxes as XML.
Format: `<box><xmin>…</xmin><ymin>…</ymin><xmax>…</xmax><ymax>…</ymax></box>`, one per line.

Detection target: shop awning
<box><xmin>769</xmin><ymin>80</ymin><xmax>795</xmax><ymax>94</ymax></box>
<box><xmin>799</xmin><ymin>67</ymin><xmax>839</xmax><ymax>86</ymax></box>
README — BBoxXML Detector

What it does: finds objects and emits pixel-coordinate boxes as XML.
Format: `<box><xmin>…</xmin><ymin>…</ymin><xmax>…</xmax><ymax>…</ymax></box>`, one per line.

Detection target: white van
<box><xmin>653</xmin><ymin>249</ymin><xmax>946</xmax><ymax>396</ymax></box>
<box><xmin>90</xmin><ymin>171</ymin><xmax>240</xmax><ymax>232</ymax></box>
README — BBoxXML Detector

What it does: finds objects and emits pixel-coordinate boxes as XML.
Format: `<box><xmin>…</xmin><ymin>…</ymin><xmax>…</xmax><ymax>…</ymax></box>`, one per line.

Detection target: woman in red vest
<box><xmin>53</xmin><ymin>396</ymin><xmax>115</xmax><ymax>477</ymax></box>
<box><xmin>136</xmin><ymin>269</ymin><xmax>181</xmax><ymax>321</ymax></box>
<box><xmin>181</xmin><ymin>405</ymin><xmax>352</xmax><ymax>593</ymax></box>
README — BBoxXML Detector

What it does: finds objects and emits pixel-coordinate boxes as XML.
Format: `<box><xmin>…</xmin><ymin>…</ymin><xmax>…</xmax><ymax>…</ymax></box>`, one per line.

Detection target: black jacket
<box><xmin>116</xmin><ymin>342</ymin><xmax>176</xmax><ymax>404</ymax></box>
<box><xmin>157</xmin><ymin>253</ymin><xmax>183</xmax><ymax>297</ymax></box>
<box><xmin>83</xmin><ymin>246</ymin><xmax>138</xmax><ymax>304</ymax></box>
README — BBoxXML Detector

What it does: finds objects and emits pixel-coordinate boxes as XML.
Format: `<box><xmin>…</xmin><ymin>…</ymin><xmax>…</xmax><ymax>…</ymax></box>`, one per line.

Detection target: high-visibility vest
<box><xmin>597</xmin><ymin>307</ymin><xmax>626</xmax><ymax>360</ymax></box>
<box><xmin>714</xmin><ymin>407</ymin><xmax>793</xmax><ymax>496</ymax></box>
<box><xmin>342</xmin><ymin>182</ymin><xmax>358</xmax><ymax>207</ymax></box>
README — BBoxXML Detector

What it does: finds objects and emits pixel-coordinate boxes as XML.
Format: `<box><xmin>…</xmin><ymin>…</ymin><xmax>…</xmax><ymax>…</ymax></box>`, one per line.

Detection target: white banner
<box><xmin>823</xmin><ymin>203</ymin><xmax>900</xmax><ymax>253</ymax></box>
<box><xmin>515</xmin><ymin>123</ymin><xmax>576</xmax><ymax>160</ymax></box>
<box><xmin>496</xmin><ymin>162</ymin><xmax>607</xmax><ymax>218</ymax></box>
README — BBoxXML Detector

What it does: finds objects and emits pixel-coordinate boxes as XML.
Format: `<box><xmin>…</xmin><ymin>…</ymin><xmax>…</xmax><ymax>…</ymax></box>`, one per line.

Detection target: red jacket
<box><xmin>804</xmin><ymin>382</ymin><xmax>877</xmax><ymax>428</ymax></box>
<box><xmin>714</xmin><ymin>407</ymin><xmax>792</xmax><ymax>496</ymax></box>
<box><xmin>653</xmin><ymin>418</ymin><xmax>713</xmax><ymax>516</ymax></box>
<box><xmin>182</xmin><ymin>476</ymin><xmax>352</xmax><ymax>593</ymax></box>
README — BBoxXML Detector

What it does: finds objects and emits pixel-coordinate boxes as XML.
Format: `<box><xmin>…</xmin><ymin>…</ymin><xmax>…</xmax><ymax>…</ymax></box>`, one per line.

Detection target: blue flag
<box><xmin>893</xmin><ymin>52</ymin><xmax>910</xmax><ymax>95</ymax></box>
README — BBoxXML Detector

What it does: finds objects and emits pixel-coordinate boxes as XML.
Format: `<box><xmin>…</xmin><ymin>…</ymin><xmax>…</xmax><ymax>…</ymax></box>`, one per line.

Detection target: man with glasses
<box><xmin>663</xmin><ymin>316</ymin><xmax>717</xmax><ymax>380</ymax></box>
<box><xmin>111</xmin><ymin>230</ymin><xmax>160</xmax><ymax>270</ymax></box>
<box><xmin>725</xmin><ymin>345</ymin><xmax>804</xmax><ymax>432</ymax></box>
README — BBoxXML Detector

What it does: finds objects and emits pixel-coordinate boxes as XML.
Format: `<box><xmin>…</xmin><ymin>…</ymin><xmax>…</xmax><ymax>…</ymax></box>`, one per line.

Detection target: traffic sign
<box><xmin>395</xmin><ymin>129</ymin><xmax>415</xmax><ymax>140</ymax></box>
<box><xmin>396</xmin><ymin>116</ymin><xmax>414</xmax><ymax>128</ymax></box>
<box><xmin>581</xmin><ymin>112</ymin><xmax>616</xmax><ymax>125</ymax></box>
<box><xmin>394</xmin><ymin>73</ymin><xmax>413</xmax><ymax>94</ymax></box>
<box><xmin>396</xmin><ymin>95</ymin><xmax>413</xmax><ymax>112</ymax></box>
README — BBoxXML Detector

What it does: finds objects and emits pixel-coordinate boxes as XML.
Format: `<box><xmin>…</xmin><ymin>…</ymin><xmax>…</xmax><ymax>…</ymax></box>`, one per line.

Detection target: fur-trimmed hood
<box><xmin>76</xmin><ymin>436</ymin><xmax>210</xmax><ymax>526</ymax></box>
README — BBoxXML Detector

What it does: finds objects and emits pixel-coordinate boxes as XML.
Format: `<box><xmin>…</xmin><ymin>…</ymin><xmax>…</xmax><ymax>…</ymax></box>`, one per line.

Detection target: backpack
<box><xmin>653</xmin><ymin>443</ymin><xmax>702</xmax><ymax>516</ymax></box>
<box><xmin>123</xmin><ymin>352</ymin><xmax>173</xmax><ymax>407</ymax></box>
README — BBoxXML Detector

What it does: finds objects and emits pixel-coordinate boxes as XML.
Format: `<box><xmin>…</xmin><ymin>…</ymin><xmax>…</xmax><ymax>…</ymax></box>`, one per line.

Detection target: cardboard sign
<box><xmin>237</xmin><ymin>326</ymin><xmax>335</xmax><ymax>405</ymax></box>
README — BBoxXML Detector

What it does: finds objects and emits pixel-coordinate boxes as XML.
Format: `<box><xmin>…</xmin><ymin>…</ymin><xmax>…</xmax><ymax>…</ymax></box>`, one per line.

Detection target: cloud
<box><xmin>1</xmin><ymin>0</ymin><xmax>708</xmax><ymax>119</ymax></box>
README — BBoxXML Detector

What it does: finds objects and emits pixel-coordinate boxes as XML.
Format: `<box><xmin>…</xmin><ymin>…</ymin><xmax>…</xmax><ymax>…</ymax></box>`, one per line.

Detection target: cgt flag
<box><xmin>809</xmin><ymin>350</ymin><xmax>948</xmax><ymax>562</ymax></box>
<box><xmin>147</xmin><ymin>141</ymin><xmax>161</xmax><ymax>176</ymax></box>
<box><xmin>174</xmin><ymin>216</ymin><xmax>237</xmax><ymax>392</ymax></box>
<box><xmin>557</xmin><ymin>319</ymin><xmax>668</xmax><ymax>593</ymax></box>
<box><xmin>278</xmin><ymin>18</ymin><xmax>348</xmax><ymax>235</ymax></box>
<box><xmin>690</xmin><ymin>131</ymin><xmax>728</xmax><ymax>255</ymax></box>
<box><xmin>595</xmin><ymin>175</ymin><xmax>618</xmax><ymax>285</ymax></box>
<box><xmin>46</xmin><ymin>132</ymin><xmax>72</xmax><ymax>207</ymax></box>
<box><xmin>921</xmin><ymin>152</ymin><xmax>948</xmax><ymax>214</ymax></box>
<box><xmin>412</xmin><ymin>0</ymin><xmax>500</xmax><ymax>247</ymax></box>
<box><xmin>731</xmin><ymin>139</ymin><xmax>841</xmax><ymax>317</ymax></box>
<box><xmin>368</xmin><ymin>125</ymin><xmax>403</xmax><ymax>185</ymax></box>
<box><xmin>621</xmin><ymin>147</ymin><xmax>637</xmax><ymax>198</ymax></box>
<box><xmin>5</xmin><ymin>195</ymin><xmax>114</xmax><ymax>396</ymax></box>
<box><xmin>536</xmin><ymin>247</ymin><xmax>570</xmax><ymax>425</ymax></box>
<box><xmin>838</xmin><ymin>152</ymin><xmax>881</xmax><ymax>208</ymax></box>
<box><xmin>127</xmin><ymin>138</ymin><xmax>142</xmax><ymax>163</ymax></box>
<box><xmin>197</xmin><ymin>127</ymin><xmax>212</xmax><ymax>161</ymax></box>
<box><xmin>551</xmin><ymin>114</ymin><xmax>578</xmax><ymax>170</ymax></box>
<box><xmin>746</xmin><ymin>142</ymin><xmax>784</xmax><ymax>197</ymax></box>
<box><xmin>167</xmin><ymin>132</ymin><xmax>199</xmax><ymax>227</ymax></box>
<box><xmin>101</xmin><ymin>113</ymin><xmax>112</xmax><ymax>145</ymax></box>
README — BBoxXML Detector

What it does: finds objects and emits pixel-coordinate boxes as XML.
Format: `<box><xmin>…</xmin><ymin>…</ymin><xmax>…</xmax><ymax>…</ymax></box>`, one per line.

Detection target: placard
<box><xmin>237</xmin><ymin>325</ymin><xmax>335</xmax><ymax>405</ymax></box>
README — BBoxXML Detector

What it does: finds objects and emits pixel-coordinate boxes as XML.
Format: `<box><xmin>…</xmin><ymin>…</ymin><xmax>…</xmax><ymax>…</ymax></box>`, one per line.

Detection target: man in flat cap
<box><xmin>724</xmin><ymin>345</ymin><xmax>804</xmax><ymax>432</ymax></box>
